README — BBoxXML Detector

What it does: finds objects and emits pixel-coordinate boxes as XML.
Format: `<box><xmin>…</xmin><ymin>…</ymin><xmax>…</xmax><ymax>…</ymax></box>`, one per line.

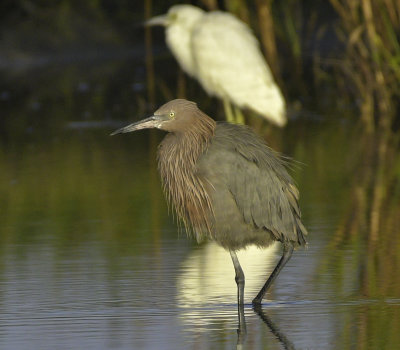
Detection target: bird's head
<box><xmin>111</xmin><ymin>99</ymin><xmax>215</xmax><ymax>135</ymax></box>
<box><xmin>146</xmin><ymin>5</ymin><xmax>204</xmax><ymax>29</ymax></box>
<box><xmin>146</xmin><ymin>5</ymin><xmax>205</xmax><ymax>77</ymax></box>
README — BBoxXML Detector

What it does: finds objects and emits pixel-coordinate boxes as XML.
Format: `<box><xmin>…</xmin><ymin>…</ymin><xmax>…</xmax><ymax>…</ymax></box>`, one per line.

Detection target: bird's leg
<box><xmin>230</xmin><ymin>250</ymin><xmax>247</xmax><ymax>344</ymax></box>
<box><xmin>236</xmin><ymin>302</ymin><xmax>247</xmax><ymax>349</ymax></box>
<box><xmin>230</xmin><ymin>251</ymin><xmax>245</xmax><ymax>306</ymax></box>
<box><xmin>233</xmin><ymin>106</ymin><xmax>245</xmax><ymax>124</ymax></box>
<box><xmin>252</xmin><ymin>243</ymin><xmax>294</xmax><ymax>305</ymax></box>
<box><xmin>223</xmin><ymin>98</ymin><xmax>235</xmax><ymax>123</ymax></box>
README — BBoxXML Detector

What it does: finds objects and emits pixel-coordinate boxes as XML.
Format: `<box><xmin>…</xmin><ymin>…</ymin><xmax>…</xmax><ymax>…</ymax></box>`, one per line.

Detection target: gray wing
<box><xmin>200</xmin><ymin>124</ymin><xmax>307</xmax><ymax>245</ymax></box>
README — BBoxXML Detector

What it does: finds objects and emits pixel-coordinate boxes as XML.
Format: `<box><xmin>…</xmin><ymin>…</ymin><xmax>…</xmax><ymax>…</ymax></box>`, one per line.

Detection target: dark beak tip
<box><xmin>109</xmin><ymin>115</ymin><xmax>160</xmax><ymax>136</ymax></box>
<box><xmin>110</xmin><ymin>130</ymin><xmax>121</xmax><ymax>136</ymax></box>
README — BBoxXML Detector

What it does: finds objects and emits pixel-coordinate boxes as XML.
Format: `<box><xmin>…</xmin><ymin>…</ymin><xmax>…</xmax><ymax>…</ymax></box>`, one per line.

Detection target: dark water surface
<box><xmin>0</xmin><ymin>59</ymin><xmax>399</xmax><ymax>349</ymax></box>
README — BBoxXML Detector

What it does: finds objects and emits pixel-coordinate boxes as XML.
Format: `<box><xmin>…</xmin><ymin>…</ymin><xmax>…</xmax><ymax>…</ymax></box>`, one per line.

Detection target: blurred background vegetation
<box><xmin>1</xmin><ymin>0</ymin><xmax>399</xmax><ymax>131</ymax></box>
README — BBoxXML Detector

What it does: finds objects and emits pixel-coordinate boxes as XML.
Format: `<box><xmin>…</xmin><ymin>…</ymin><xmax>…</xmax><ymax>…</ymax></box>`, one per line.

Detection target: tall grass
<box><xmin>203</xmin><ymin>0</ymin><xmax>400</xmax><ymax>131</ymax></box>
<box><xmin>329</xmin><ymin>0</ymin><xmax>400</xmax><ymax>133</ymax></box>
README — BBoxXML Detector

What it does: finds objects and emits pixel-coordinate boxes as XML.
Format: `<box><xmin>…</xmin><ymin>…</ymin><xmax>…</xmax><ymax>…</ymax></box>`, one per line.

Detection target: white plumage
<box><xmin>147</xmin><ymin>5</ymin><xmax>287</xmax><ymax>127</ymax></box>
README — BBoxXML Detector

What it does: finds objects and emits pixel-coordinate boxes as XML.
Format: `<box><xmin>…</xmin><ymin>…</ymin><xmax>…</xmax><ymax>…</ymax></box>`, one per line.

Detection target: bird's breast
<box><xmin>157</xmin><ymin>136</ymin><xmax>214</xmax><ymax>241</ymax></box>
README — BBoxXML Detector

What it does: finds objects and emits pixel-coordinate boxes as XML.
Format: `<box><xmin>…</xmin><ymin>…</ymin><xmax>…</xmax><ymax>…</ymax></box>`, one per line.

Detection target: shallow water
<box><xmin>0</xmin><ymin>58</ymin><xmax>399</xmax><ymax>349</ymax></box>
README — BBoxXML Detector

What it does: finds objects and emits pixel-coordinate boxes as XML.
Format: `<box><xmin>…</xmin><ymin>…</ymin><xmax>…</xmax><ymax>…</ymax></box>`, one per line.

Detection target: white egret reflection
<box><xmin>177</xmin><ymin>242</ymin><xmax>279</xmax><ymax>309</ymax></box>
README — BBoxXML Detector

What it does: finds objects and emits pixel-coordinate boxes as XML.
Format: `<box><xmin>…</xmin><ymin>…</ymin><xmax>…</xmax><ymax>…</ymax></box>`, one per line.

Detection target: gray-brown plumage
<box><xmin>111</xmin><ymin>99</ymin><xmax>307</xmax><ymax>305</ymax></box>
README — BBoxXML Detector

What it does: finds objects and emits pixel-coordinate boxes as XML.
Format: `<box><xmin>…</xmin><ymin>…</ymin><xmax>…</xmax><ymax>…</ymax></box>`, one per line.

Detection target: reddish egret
<box><xmin>147</xmin><ymin>5</ymin><xmax>286</xmax><ymax>126</ymax></box>
<box><xmin>111</xmin><ymin>99</ymin><xmax>307</xmax><ymax>305</ymax></box>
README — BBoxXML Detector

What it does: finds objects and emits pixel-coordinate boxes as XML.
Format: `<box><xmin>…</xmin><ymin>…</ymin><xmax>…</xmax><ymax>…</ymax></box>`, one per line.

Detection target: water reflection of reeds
<box><xmin>0</xmin><ymin>131</ymin><xmax>170</xmax><ymax>252</ymax></box>
<box><xmin>326</xmin><ymin>128</ymin><xmax>400</xmax><ymax>295</ymax></box>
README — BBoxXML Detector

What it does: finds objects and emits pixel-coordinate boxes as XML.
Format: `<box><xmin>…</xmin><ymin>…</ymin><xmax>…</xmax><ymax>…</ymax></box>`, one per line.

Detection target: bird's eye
<box><xmin>169</xmin><ymin>111</ymin><xmax>175</xmax><ymax>119</ymax></box>
<box><xmin>169</xmin><ymin>12</ymin><xmax>177</xmax><ymax>22</ymax></box>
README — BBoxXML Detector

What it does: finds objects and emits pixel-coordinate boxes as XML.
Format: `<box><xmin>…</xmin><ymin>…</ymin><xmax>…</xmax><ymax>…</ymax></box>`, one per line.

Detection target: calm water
<box><xmin>0</xmin><ymin>58</ymin><xmax>399</xmax><ymax>350</ymax></box>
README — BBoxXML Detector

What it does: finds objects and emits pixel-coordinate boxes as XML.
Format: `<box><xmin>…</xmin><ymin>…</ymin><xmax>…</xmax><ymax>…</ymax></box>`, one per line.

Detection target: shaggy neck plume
<box><xmin>157</xmin><ymin>110</ymin><xmax>216</xmax><ymax>241</ymax></box>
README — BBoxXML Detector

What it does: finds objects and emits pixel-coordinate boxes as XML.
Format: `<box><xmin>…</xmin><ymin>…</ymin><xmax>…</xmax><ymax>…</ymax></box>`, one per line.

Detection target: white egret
<box><xmin>147</xmin><ymin>4</ymin><xmax>287</xmax><ymax>127</ymax></box>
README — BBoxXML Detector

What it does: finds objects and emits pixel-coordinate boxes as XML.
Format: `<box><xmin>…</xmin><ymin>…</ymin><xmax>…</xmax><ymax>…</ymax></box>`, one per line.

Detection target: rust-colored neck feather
<box><xmin>157</xmin><ymin>110</ymin><xmax>216</xmax><ymax>241</ymax></box>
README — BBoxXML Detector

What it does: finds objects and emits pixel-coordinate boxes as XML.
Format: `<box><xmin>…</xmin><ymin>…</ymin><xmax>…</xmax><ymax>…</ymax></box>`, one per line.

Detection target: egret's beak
<box><xmin>145</xmin><ymin>14</ymin><xmax>168</xmax><ymax>27</ymax></box>
<box><xmin>110</xmin><ymin>115</ymin><xmax>167</xmax><ymax>135</ymax></box>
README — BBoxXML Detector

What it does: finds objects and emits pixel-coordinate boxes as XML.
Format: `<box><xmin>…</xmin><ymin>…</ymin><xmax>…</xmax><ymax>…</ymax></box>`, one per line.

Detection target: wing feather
<box><xmin>191</xmin><ymin>12</ymin><xmax>285</xmax><ymax>124</ymax></box>
<box><xmin>198</xmin><ymin>124</ymin><xmax>307</xmax><ymax>245</ymax></box>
